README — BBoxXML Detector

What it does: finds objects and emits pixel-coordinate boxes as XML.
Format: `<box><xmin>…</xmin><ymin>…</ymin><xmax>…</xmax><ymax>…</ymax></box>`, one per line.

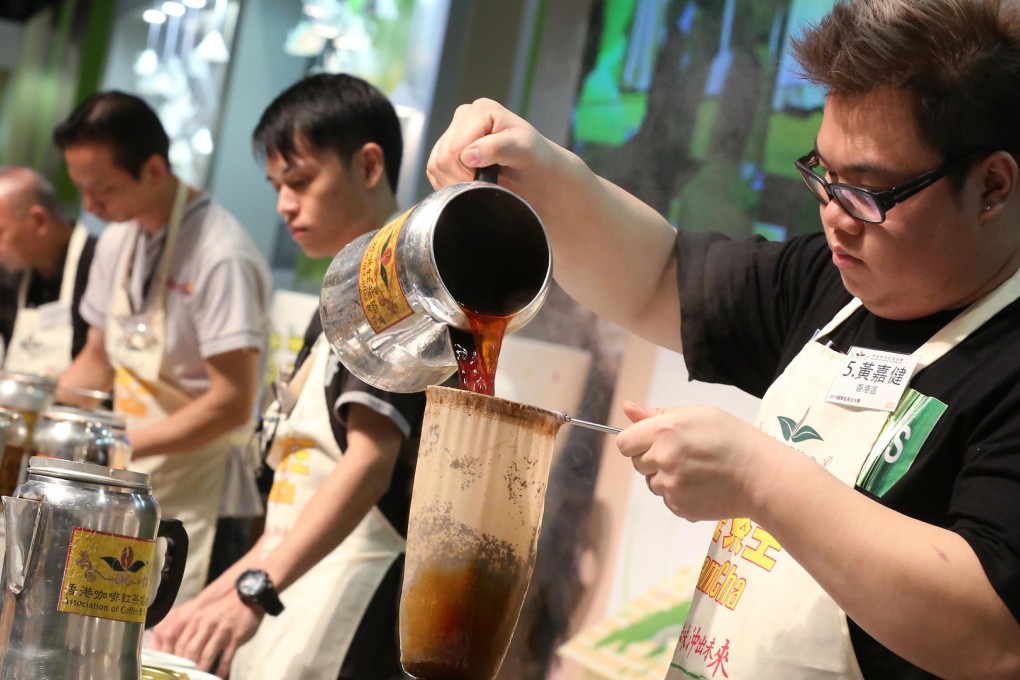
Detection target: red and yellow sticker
<box><xmin>58</xmin><ymin>527</ymin><xmax>157</xmax><ymax>624</ymax></box>
<box><xmin>358</xmin><ymin>210</ymin><xmax>413</xmax><ymax>333</ymax></box>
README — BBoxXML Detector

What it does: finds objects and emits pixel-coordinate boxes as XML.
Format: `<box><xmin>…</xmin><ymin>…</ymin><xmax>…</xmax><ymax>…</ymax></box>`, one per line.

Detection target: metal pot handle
<box><xmin>144</xmin><ymin>518</ymin><xmax>189</xmax><ymax>628</ymax></box>
<box><xmin>474</xmin><ymin>165</ymin><xmax>500</xmax><ymax>184</ymax></box>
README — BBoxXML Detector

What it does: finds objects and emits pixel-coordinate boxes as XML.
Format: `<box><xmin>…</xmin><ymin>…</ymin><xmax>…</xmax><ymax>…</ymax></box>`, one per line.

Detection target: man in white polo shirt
<box><xmin>54</xmin><ymin>91</ymin><xmax>271</xmax><ymax>602</ymax></box>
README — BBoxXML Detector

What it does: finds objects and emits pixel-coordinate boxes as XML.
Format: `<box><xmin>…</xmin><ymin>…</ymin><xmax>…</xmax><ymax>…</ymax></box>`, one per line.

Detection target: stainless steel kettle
<box><xmin>320</xmin><ymin>167</ymin><xmax>551</xmax><ymax>393</ymax></box>
<box><xmin>0</xmin><ymin>457</ymin><xmax>188</xmax><ymax>680</ymax></box>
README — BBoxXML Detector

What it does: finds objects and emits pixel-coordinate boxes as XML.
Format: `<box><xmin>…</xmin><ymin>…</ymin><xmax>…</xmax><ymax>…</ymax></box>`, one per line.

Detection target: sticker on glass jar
<box><xmin>58</xmin><ymin>527</ymin><xmax>156</xmax><ymax>624</ymax></box>
<box><xmin>358</xmin><ymin>210</ymin><xmax>414</xmax><ymax>332</ymax></box>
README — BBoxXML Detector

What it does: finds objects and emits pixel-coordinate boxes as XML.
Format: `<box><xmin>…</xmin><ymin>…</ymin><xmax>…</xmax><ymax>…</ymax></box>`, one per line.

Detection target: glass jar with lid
<box><xmin>0</xmin><ymin>371</ymin><xmax>57</xmax><ymax>441</ymax></box>
<box><xmin>0</xmin><ymin>407</ymin><xmax>29</xmax><ymax>497</ymax></box>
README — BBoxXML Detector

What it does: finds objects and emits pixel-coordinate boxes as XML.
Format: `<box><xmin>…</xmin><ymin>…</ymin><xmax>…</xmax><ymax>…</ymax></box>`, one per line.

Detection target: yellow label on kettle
<box><xmin>358</xmin><ymin>210</ymin><xmax>414</xmax><ymax>332</ymax></box>
<box><xmin>58</xmin><ymin>527</ymin><xmax>157</xmax><ymax>624</ymax></box>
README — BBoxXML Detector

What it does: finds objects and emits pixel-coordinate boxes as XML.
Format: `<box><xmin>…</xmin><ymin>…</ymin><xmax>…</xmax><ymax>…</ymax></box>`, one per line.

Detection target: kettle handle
<box><xmin>144</xmin><ymin>518</ymin><xmax>189</xmax><ymax>628</ymax></box>
<box><xmin>474</xmin><ymin>166</ymin><xmax>500</xmax><ymax>184</ymax></box>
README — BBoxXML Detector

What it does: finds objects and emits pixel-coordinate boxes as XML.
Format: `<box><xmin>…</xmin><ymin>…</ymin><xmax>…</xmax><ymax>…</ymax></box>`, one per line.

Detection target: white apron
<box><xmin>4</xmin><ymin>224</ymin><xmax>89</xmax><ymax>378</ymax></box>
<box><xmin>231</xmin><ymin>336</ymin><xmax>406</xmax><ymax>680</ymax></box>
<box><xmin>667</xmin><ymin>267</ymin><xmax>1020</xmax><ymax>679</ymax></box>
<box><xmin>105</xmin><ymin>182</ymin><xmax>231</xmax><ymax>603</ymax></box>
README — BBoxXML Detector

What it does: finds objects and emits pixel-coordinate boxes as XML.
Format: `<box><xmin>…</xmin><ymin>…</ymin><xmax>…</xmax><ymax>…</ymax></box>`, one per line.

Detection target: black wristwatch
<box><xmin>235</xmin><ymin>568</ymin><xmax>285</xmax><ymax>616</ymax></box>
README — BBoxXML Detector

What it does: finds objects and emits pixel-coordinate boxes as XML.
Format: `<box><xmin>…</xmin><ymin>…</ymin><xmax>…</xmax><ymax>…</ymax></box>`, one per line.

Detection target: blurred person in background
<box><xmin>0</xmin><ymin>166</ymin><xmax>96</xmax><ymax>377</ymax></box>
<box><xmin>150</xmin><ymin>73</ymin><xmax>423</xmax><ymax>680</ymax></box>
<box><xmin>53</xmin><ymin>91</ymin><xmax>271</xmax><ymax>603</ymax></box>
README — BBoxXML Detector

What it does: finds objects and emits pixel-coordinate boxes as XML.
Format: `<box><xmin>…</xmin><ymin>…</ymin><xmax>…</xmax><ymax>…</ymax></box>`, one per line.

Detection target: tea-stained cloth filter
<box><xmin>399</xmin><ymin>386</ymin><xmax>563</xmax><ymax>679</ymax></box>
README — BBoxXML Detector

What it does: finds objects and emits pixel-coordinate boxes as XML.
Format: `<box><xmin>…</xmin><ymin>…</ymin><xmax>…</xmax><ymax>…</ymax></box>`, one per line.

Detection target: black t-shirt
<box><xmin>0</xmin><ymin>233</ymin><xmax>97</xmax><ymax>361</ymax></box>
<box><xmin>676</xmin><ymin>230</ymin><xmax>1020</xmax><ymax>679</ymax></box>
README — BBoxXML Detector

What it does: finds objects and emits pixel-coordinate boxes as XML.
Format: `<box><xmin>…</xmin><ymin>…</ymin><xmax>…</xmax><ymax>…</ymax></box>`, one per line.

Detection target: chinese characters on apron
<box><xmin>667</xmin><ymin>266</ymin><xmax>1020</xmax><ymax>679</ymax></box>
<box><xmin>4</xmin><ymin>224</ymin><xmax>89</xmax><ymax>378</ymax></box>
<box><xmin>231</xmin><ymin>337</ymin><xmax>406</xmax><ymax>680</ymax></box>
<box><xmin>105</xmin><ymin>182</ymin><xmax>236</xmax><ymax>603</ymax></box>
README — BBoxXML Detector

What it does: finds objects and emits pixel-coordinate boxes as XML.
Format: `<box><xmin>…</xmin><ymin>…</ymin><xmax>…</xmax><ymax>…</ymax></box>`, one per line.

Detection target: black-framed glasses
<box><xmin>795</xmin><ymin>150</ymin><xmax>984</xmax><ymax>224</ymax></box>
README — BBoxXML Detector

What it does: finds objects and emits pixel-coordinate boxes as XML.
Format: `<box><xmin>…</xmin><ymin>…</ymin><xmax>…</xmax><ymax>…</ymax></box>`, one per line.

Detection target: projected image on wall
<box><xmin>571</xmin><ymin>0</ymin><xmax>835</xmax><ymax>242</ymax></box>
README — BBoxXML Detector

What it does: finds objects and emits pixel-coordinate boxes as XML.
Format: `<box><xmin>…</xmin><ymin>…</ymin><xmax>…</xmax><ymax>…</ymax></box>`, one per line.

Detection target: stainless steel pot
<box><xmin>320</xmin><ymin>167</ymin><xmax>551</xmax><ymax>393</ymax></box>
<box><xmin>32</xmin><ymin>405</ymin><xmax>131</xmax><ymax>468</ymax></box>
<box><xmin>0</xmin><ymin>457</ymin><xmax>188</xmax><ymax>680</ymax></box>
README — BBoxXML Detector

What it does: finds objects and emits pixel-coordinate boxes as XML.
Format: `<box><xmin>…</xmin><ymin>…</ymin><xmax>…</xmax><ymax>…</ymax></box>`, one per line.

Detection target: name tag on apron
<box><xmin>36</xmin><ymin>302</ymin><xmax>71</xmax><ymax>330</ymax></box>
<box><xmin>827</xmin><ymin>346</ymin><xmax>918</xmax><ymax>411</ymax></box>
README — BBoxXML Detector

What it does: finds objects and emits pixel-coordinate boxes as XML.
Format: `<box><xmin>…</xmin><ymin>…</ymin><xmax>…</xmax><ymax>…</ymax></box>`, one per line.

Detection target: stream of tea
<box><xmin>448</xmin><ymin>312</ymin><xmax>510</xmax><ymax>395</ymax></box>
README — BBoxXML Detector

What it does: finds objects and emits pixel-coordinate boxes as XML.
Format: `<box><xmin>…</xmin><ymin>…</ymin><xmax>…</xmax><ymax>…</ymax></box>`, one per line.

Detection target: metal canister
<box><xmin>31</xmin><ymin>406</ymin><xmax>131</xmax><ymax>469</ymax></box>
<box><xmin>320</xmin><ymin>167</ymin><xmax>551</xmax><ymax>393</ymax></box>
<box><xmin>0</xmin><ymin>458</ymin><xmax>188</xmax><ymax>680</ymax></box>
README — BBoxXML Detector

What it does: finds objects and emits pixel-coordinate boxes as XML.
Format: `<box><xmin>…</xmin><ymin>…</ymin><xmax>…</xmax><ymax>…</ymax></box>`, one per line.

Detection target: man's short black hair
<box><xmin>53</xmin><ymin>91</ymin><xmax>170</xmax><ymax>179</ymax></box>
<box><xmin>253</xmin><ymin>73</ymin><xmax>403</xmax><ymax>193</ymax></box>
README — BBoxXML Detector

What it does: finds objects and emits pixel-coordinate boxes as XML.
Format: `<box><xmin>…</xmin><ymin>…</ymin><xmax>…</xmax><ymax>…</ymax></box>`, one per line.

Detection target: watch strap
<box><xmin>258</xmin><ymin>584</ymin><xmax>285</xmax><ymax>616</ymax></box>
<box><xmin>236</xmin><ymin>569</ymin><xmax>285</xmax><ymax>616</ymax></box>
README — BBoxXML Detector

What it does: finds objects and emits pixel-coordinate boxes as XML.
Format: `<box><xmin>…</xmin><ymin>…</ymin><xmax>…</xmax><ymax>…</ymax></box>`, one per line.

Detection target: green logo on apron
<box><xmin>776</xmin><ymin>416</ymin><xmax>823</xmax><ymax>443</ymax></box>
<box><xmin>857</xmin><ymin>389</ymin><xmax>947</xmax><ymax>496</ymax></box>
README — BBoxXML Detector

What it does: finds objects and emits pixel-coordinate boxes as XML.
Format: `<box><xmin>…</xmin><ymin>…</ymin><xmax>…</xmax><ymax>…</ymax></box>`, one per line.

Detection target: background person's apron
<box><xmin>105</xmin><ymin>182</ymin><xmax>232</xmax><ymax>603</ymax></box>
<box><xmin>667</xmin><ymin>267</ymin><xmax>1020</xmax><ymax>680</ymax></box>
<box><xmin>4</xmin><ymin>224</ymin><xmax>89</xmax><ymax>378</ymax></box>
<box><xmin>231</xmin><ymin>337</ymin><xmax>406</xmax><ymax>680</ymax></box>
<box><xmin>218</xmin><ymin>427</ymin><xmax>263</xmax><ymax>518</ymax></box>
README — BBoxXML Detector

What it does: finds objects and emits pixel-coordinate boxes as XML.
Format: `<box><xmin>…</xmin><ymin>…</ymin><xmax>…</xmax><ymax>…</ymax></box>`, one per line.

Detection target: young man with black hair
<box><xmin>151</xmin><ymin>73</ymin><xmax>422</xmax><ymax>680</ymax></box>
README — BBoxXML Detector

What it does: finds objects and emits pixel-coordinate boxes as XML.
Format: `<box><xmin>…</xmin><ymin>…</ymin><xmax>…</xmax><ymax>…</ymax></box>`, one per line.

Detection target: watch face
<box><xmin>237</xmin><ymin>570</ymin><xmax>265</xmax><ymax>598</ymax></box>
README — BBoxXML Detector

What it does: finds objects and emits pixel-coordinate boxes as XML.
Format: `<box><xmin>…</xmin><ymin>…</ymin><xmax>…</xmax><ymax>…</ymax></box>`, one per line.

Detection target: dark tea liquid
<box><xmin>449</xmin><ymin>313</ymin><xmax>510</xmax><ymax>396</ymax></box>
<box><xmin>0</xmin><ymin>409</ymin><xmax>32</xmax><ymax>496</ymax></box>
<box><xmin>0</xmin><ymin>445</ymin><xmax>24</xmax><ymax>497</ymax></box>
<box><xmin>400</xmin><ymin>552</ymin><xmax>528</xmax><ymax>680</ymax></box>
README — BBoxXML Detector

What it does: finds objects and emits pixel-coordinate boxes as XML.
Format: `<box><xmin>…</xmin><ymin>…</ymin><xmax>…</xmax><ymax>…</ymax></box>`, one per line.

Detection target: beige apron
<box><xmin>4</xmin><ymin>224</ymin><xmax>89</xmax><ymax>378</ymax></box>
<box><xmin>231</xmin><ymin>336</ymin><xmax>406</xmax><ymax>680</ymax></box>
<box><xmin>105</xmin><ymin>182</ymin><xmax>230</xmax><ymax>603</ymax></box>
<box><xmin>667</xmin><ymin>267</ymin><xmax>1020</xmax><ymax>679</ymax></box>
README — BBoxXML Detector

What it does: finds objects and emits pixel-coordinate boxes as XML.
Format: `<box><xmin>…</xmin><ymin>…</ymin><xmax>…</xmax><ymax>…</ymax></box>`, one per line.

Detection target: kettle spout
<box><xmin>2</xmin><ymin>496</ymin><xmax>41</xmax><ymax>595</ymax></box>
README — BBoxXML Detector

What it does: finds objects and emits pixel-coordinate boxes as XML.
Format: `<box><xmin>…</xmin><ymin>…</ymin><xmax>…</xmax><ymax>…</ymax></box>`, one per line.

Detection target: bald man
<box><xmin>0</xmin><ymin>166</ymin><xmax>96</xmax><ymax>377</ymax></box>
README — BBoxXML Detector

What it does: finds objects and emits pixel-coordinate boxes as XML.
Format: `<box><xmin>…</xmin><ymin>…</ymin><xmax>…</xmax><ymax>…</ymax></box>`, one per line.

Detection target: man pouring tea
<box><xmin>427</xmin><ymin>0</ymin><xmax>1020</xmax><ymax>677</ymax></box>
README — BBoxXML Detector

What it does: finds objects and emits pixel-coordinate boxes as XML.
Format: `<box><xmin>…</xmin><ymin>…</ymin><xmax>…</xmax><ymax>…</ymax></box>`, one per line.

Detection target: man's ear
<box><xmin>141</xmin><ymin>154</ymin><xmax>170</xmax><ymax>186</ymax></box>
<box><xmin>979</xmin><ymin>150</ymin><xmax>1018</xmax><ymax>216</ymax></box>
<box><xmin>357</xmin><ymin>142</ymin><xmax>387</xmax><ymax>190</ymax></box>
<box><xmin>27</xmin><ymin>204</ymin><xmax>49</xmax><ymax>235</ymax></box>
